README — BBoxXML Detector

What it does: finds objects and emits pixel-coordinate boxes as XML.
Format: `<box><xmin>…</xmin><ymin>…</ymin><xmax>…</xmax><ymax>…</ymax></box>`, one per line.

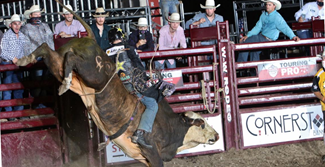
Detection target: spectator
<box><xmin>1</xmin><ymin>14</ymin><xmax>26</xmax><ymax>114</ymax></box>
<box><xmin>294</xmin><ymin>0</ymin><xmax>324</xmax><ymax>39</ymax></box>
<box><xmin>128</xmin><ymin>18</ymin><xmax>154</xmax><ymax>69</ymax></box>
<box><xmin>90</xmin><ymin>7</ymin><xmax>111</xmax><ymax>50</ymax></box>
<box><xmin>54</xmin><ymin>4</ymin><xmax>85</xmax><ymax>38</ymax></box>
<box><xmin>237</xmin><ymin>0</ymin><xmax>300</xmax><ymax>75</ymax></box>
<box><xmin>21</xmin><ymin>5</ymin><xmax>54</xmax><ymax>108</ymax></box>
<box><xmin>160</xmin><ymin>0</ymin><xmax>179</xmax><ymax>25</ymax></box>
<box><xmin>128</xmin><ymin>18</ymin><xmax>154</xmax><ymax>53</ymax></box>
<box><xmin>311</xmin><ymin>51</ymin><xmax>325</xmax><ymax>147</ymax></box>
<box><xmin>21</xmin><ymin>5</ymin><xmax>54</xmax><ymax>56</ymax></box>
<box><xmin>185</xmin><ymin>0</ymin><xmax>223</xmax><ymax>46</ymax></box>
<box><xmin>157</xmin><ymin>13</ymin><xmax>186</xmax><ymax>69</ymax></box>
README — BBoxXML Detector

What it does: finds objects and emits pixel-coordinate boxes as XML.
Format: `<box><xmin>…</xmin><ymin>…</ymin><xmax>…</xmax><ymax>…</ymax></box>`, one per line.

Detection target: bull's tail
<box><xmin>54</xmin><ymin>0</ymin><xmax>95</xmax><ymax>40</ymax></box>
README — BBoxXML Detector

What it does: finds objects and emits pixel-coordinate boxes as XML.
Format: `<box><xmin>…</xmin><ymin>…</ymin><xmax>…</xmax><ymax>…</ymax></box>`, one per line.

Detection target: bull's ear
<box><xmin>191</xmin><ymin>118</ymin><xmax>205</xmax><ymax>127</ymax></box>
<box><xmin>184</xmin><ymin>117</ymin><xmax>205</xmax><ymax>128</ymax></box>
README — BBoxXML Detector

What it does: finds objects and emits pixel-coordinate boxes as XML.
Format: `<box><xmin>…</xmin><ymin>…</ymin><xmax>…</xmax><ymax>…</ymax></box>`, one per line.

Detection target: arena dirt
<box><xmin>120</xmin><ymin>140</ymin><xmax>325</xmax><ymax>167</ymax></box>
<box><xmin>66</xmin><ymin>140</ymin><xmax>325</xmax><ymax>167</ymax></box>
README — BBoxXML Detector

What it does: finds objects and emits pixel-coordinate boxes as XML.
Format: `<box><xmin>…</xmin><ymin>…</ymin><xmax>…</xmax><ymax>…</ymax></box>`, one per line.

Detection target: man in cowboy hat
<box><xmin>21</xmin><ymin>4</ymin><xmax>54</xmax><ymax>56</ymax></box>
<box><xmin>185</xmin><ymin>0</ymin><xmax>224</xmax><ymax>44</ymax></box>
<box><xmin>157</xmin><ymin>13</ymin><xmax>186</xmax><ymax>69</ymax></box>
<box><xmin>54</xmin><ymin>4</ymin><xmax>85</xmax><ymax>38</ymax></box>
<box><xmin>185</xmin><ymin>0</ymin><xmax>223</xmax><ymax>58</ymax></box>
<box><xmin>128</xmin><ymin>18</ymin><xmax>154</xmax><ymax>69</ymax></box>
<box><xmin>90</xmin><ymin>7</ymin><xmax>112</xmax><ymax>50</ymax></box>
<box><xmin>237</xmin><ymin>0</ymin><xmax>300</xmax><ymax>76</ymax></box>
<box><xmin>128</xmin><ymin>18</ymin><xmax>154</xmax><ymax>53</ymax></box>
<box><xmin>160</xmin><ymin>0</ymin><xmax>179</xmax><ymax>25</ymax></box>
<box><xmin>21</xmin><ymin>5</ymin><xmax>54</xmax><ymax>107</ymax></box>
<box><xmin>0</xmin><ymin>14</ymin><xmax>26</xmax><ymax>114</ymax></box>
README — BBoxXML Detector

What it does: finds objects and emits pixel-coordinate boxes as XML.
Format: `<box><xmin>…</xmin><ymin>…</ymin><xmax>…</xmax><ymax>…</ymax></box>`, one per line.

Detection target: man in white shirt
<box><xmin>294</xmin><ymin>0</ymin><xmax>324</xmax><ymax>39</ymax></box>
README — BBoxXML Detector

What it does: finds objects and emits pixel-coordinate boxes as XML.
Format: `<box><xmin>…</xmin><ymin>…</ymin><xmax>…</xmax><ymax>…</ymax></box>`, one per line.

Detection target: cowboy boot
<box><xmin>131</xmin><ymin>129</ymin><xmax>153</xmax><ymax>149</ymax></box>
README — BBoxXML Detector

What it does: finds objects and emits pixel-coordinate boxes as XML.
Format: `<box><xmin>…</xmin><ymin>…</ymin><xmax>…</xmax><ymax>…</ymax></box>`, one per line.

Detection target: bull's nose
<box><xmin>215</xmin><ymin>133</ymin><xmax>219</xmax><ymax>141</ymax></box>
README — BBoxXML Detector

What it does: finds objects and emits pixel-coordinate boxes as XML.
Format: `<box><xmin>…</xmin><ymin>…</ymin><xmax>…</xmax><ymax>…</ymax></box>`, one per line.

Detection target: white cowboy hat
<box><xmin>4</xmin><ymin>14</ymin><xmax>22</xmax><ymax>28</ymax></box>
<box><xmin>200</xmin><ymin>0</ymin><xmax>221</xmax><ymax>9</ymax></box>
<box><xmin>166</xmin><ymin>13</ymin><xmax>182</xmax><ymax>23</ymax></box>
<box><xmin>261</xmin><ymin>0</ymin><xmax>282</xmax><ymax>10</ymax></box>
<box><xmin>24</xmin><ymin>5</ymin><xmax>45</xmax><ymax>19</ymax></box>
<box><xmin>59</xmin><ymin>4</ymin><xmax>78</xmax><ymax>15</ymax></box>
<box><xmin>135</xmin><ymin>18</ymin><xmax>148</xmax><ymax>27</ymax></box>
<box><xmin>92</xmin><ymin>7</ymin><xmax>109</xmax><ymax>17</ymax></box>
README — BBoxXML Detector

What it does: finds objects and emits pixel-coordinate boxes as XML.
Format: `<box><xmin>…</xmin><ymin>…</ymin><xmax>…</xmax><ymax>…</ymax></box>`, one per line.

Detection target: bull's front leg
<box><xmin>16</xmin><ymin>43</ymin><xmax>49</xmax><ymax>66</ymax></box>
<box><xmin>59</xmin><ymin>51</ymin><xmax>78</xmax><ymax>95</ymax></box>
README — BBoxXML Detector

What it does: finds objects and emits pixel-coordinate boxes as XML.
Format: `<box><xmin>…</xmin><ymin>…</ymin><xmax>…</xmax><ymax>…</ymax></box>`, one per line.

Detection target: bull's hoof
<box><xmin>58</xmin><ymin>84</ymin><xmax>70</xmax><ymax>95</ymax></box>
<box><xmin>97</xmin><ymin>142</ymin><xmax>107</xmax><ymax>151</ymax></box>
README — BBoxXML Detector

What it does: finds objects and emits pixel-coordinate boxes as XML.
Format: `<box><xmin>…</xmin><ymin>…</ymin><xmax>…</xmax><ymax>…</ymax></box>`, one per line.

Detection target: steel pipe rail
<box><xmin>139</xmin><ymin>45</ymin><xmax>216</xmax><ymax>59</ymax></box>
<box><xmin>0</xmin><ymin>108</ymin><xmax>54</xmax><ymax>119</ymax></box>
<box><xmin>234</xmin><ymin>38</ymin><xmax>325</xmax><ymax>51</ymax></box>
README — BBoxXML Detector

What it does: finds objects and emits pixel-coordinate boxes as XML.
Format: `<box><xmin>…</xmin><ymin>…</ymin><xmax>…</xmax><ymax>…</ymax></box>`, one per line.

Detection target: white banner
<box><xmin>241</xmin><ymin>105</ymin><xmax>323</xmax><ymax>147</ymax></box>
<box><xmin>105</xmin><ymin>115</ymin><xmax>224</xmax><ymax>163</ymax></box>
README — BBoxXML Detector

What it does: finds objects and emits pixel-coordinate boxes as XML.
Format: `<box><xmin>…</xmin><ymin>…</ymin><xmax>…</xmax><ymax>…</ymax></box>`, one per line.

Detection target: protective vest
<box><xmin>106</xmin><ymin>45</ymin><xmax>133</xmax><ymax>83</ymax></box>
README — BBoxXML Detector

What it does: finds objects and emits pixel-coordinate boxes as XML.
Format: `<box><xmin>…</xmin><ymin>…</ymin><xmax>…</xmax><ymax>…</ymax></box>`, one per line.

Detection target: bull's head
<box><xmin>177</xmin><ymin>111</ymin><xmax>219</xmax><ymax>153</ymax></box>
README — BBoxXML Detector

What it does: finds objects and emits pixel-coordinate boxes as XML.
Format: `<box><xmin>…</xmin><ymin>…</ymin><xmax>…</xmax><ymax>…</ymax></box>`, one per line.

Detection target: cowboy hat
<box><xmin>261</xmin><ymin>0</ymin><xmax>282</xmax><ymax>10</ymax></box>
<box><xmin>135</xmin><ymin>18</ymin><xmax>148</xmax><ymax>27</ymax></box>
<box><xmin>24</xmin><ymin>5</ymin><xmax>45</xmax><ymax>19</ymax></box>
<box><xmin>59</xmin><ymin>4</ymin><xmax>78</xmax><ymax>15</ymax></box>
<box><xmin>92</xmin><ymin>7</ymin><xmax>109</xmax><ymax>17</ymax></box>
<box><xmin>200</xmin><ymin>0</ymin><xmax>221</xmax><ymax>9</ymax></box>
<box><xmin>166</xmin><ymin>13</ymin><xmax>182</xmax><ymax>23</ymax></box>
<box><xmin>4</xmin><ymin>14</ymin><xmax>22</xmax><ymax>28</ymax></box>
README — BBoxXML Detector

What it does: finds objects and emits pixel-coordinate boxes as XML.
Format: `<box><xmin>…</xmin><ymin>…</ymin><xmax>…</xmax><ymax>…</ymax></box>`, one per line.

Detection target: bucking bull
<box><xmin>16</xmin><ymin>1</ymin><xmax>219</xmax><ymax>166</ymax></box>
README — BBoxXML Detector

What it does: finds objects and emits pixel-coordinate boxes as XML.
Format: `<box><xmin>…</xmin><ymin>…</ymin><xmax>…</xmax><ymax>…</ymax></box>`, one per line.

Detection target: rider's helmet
<box><xmin>108</xmin><ymin>27</ymin><xmax>125</xmax><ymax>43</ymax></box>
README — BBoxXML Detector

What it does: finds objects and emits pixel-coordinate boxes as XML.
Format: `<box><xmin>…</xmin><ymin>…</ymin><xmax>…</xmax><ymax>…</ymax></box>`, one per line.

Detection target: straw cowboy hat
<box><xmin>200</xmin><ymin>0</ymin><xmax>221</xmax><ymax>9</ymax></box>
<box><xmin>59</xmin><ymin>4</ymin><xmax>78</xmax><ymax>15</ymax></box>
<box><xmin>4</xmin><ymin>14</ymin><xmax>22</xmax><ymax>28</ymax></box>
<box><xmin>92</xmin><ymin>7</ymin><xmax>109</xmax><ymax>17</ymax></box>
<box><xmin>166</xmin><ymin>13</ymin><xmax>182</xmax><ymax>23</ymax></box>
<box><xmin>24</xmin><ymin>5</ymin><xmax>45</xmax><ymax>19</ymax></box>
<box><xmin>135</xmin><ymin>18</ymin><xmax>148</xmax><ymax>27</ymax></box>
<box><xmin>262</xmin><ymin>0</ymin><xmax>282</xmax><ymax>10</ymax></box>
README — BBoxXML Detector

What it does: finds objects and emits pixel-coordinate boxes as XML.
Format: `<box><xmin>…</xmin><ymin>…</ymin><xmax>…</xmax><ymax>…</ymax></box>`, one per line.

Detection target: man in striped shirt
<box><xmin>0</xmin><ymin>14</ymin><xmax>26</xmax><ymax>112</ymax></box>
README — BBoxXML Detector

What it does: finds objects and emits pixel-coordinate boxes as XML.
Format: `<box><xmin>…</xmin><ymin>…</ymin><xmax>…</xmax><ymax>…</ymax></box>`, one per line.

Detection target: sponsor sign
<box><xmin>258</xmin><ymin>58</ymin><xmax>317</xmax><ymax>80</ymax></box>
<box><xmin>105</xmin><ymin>137</ymin><xmax>134</xmax><ymax>164</ymax></box>
<box><xmin>147</xmin><ymin>70</ymin><xmax>184</xmax><ymax>87</ymax></box>
<box><xmin>105</xmin><ymin>115</ymin><xmax>224</xmax><ymax>164</ymax></box>
<box><xmin>221</xmin><ymin>46</ymin><xmax>232</xmax><ymax>123</ymax></box>
<box><xmin>241</xmin><ymin>105</ymin><xmax>323</xmax><ymax>147</ymax></box>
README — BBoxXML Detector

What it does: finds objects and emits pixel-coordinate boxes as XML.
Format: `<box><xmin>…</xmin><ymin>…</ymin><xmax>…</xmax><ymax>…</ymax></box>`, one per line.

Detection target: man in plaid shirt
<box><xmin>0</xmin><ymin>14</ymin><xmax>26</xmax><ymax>113</ymax></box>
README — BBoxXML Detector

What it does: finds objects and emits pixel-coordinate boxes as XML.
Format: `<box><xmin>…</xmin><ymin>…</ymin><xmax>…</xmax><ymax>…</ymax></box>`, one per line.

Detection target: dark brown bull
<box><xmin>16</xmin><ymin>1</ymin><xmax>219</xmax><ymax>166</ymax></box>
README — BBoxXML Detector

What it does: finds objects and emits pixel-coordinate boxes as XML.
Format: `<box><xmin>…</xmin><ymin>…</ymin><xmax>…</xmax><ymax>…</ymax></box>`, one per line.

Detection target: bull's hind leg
<box><xmin>59</xmin><ymin>51</ymin><xmax>79</xmax><ymax>95</ymax></box>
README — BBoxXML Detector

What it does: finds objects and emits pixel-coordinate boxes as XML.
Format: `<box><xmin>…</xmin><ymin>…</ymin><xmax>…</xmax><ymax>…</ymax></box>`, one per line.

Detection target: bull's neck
<box><xmin>94</xmin><ymin>76</ymin><xmax>140</xmax><ymax>136</ymax></box>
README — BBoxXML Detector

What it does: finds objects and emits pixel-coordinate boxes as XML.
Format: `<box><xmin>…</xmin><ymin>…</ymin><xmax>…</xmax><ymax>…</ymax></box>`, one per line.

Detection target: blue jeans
<box><xmin>237</xmin><ymin>34</ymin><xmax>269</xmax><ymax>62</ymax></box>
<box><xmin>154</xmin><ymin>59</ymin><xmax>176</xmax><ymax>69</ymax></box>
<box><xmin>1</xmin><ymin>61</ymin><xmax>24</xmax><ymax>111</ymax></box>
<box><xmin>297</xmin><ymin>30</ymin><xmax>312</xmax><ymax>56</ymax></box>
<box><xmin>136</xmin><ymin>93</ymin><xmax>158</xmax><ymax>133</ymax></box>
<box><xmin>160</xmin><ymin>0</ymin><xmax>179</xmax><ymax>25</ymax></box>
<box><xmin>123</xmin><ymin>83</ymin><xmax>158</xmax><ymax>133</ymax></box>
<box><xmin>296</xmin><ymin>30</ymin><xmax>312</xmax><ymax>39</ymax></box>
